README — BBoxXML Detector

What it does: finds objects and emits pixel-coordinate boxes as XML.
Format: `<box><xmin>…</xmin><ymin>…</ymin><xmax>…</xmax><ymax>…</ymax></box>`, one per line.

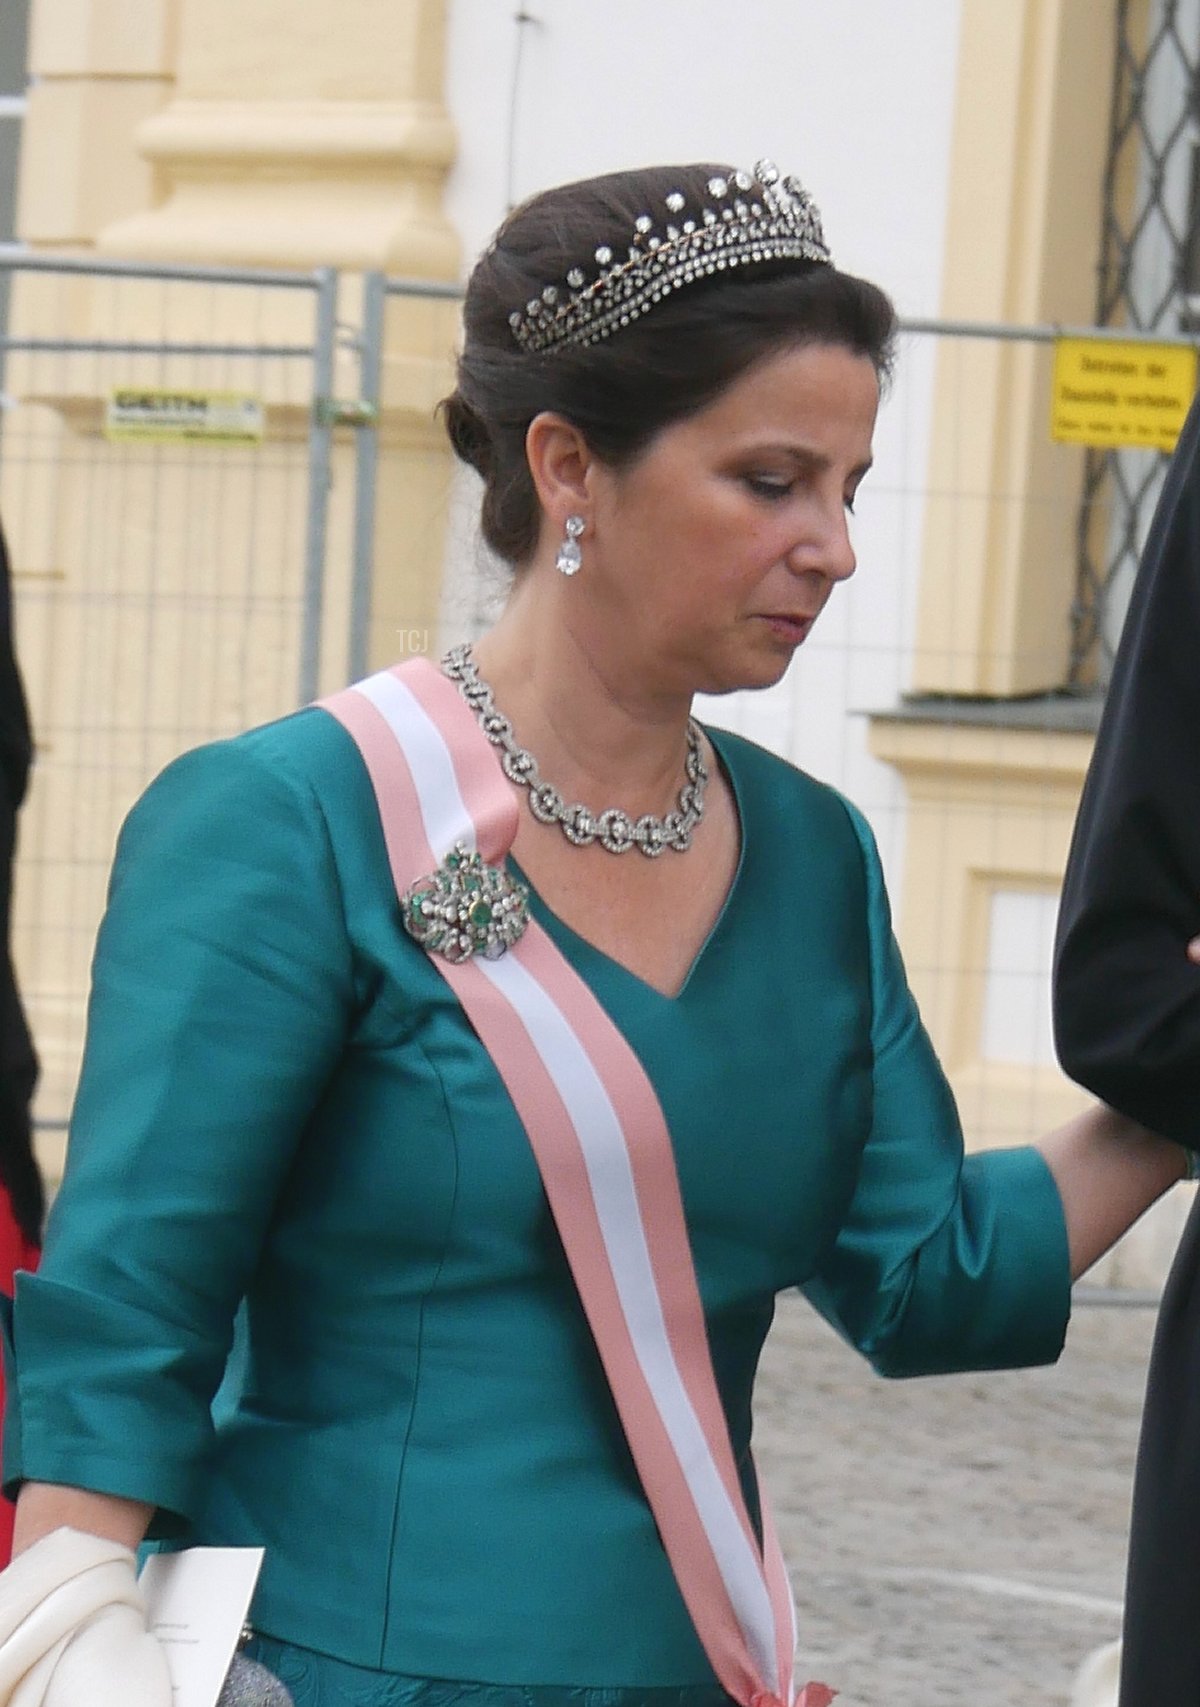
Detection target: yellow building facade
<box><xmin>11</xmin><ymin>0</ymin><xmax>463</xmax><ymax>1170</ymax></box>
<box><xmin>871</xmin><ymin>0</ymin><xmax>1113</xmax><ymax>1144</ymax></box>
<box><xmin>869</xmin><ymin>0</ymin><xmax>1189</xmax><ymax>1283</ymax></box>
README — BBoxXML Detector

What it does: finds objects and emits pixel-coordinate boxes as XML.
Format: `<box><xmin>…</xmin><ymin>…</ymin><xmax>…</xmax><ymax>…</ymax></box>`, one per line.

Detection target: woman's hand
<box><xmin>1037</xmin><ymin>1104</ymin><xmax>1189</xmax><ymax>1280</ymax></box>
<box><xmin>0</xmin><ymin>1527</ymin><xmax>171</xmax><ymax>1706</ymax></box>
<box><xmin>0</xmin><ymin>1489</ymin><xmax>165</xmax><ymax>1705</ymax></box>
<box><xmin>1189</xmin><ymin>934</ymin><xmax>1200</xmax><ymax>964</ymax></box>
<box><xmin>11</xmin><ymin>1485</ymin><xmax>151</xmax><ymax>1562</ymax></box>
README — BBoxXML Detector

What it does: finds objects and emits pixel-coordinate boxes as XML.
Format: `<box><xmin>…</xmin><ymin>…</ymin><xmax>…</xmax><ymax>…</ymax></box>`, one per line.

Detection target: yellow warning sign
<box><xmin>1051</xmin><ymin>338</ymin><xmax>1197</xmax><ymax>452</ymax></box>
<box><xmin>105</xmin><ymin>390</ymin><xmax>265</xmax><ymax>444</ymax></box>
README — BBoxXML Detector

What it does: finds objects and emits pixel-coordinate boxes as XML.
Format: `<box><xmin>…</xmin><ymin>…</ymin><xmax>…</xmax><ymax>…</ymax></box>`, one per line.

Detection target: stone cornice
<box><xmin>868</xmin><ymin>710</ymin><xmax>1092</xmax><ymax>794</ymax></box>
<box><xmin>96</xmin><ymin>92</ymin><xmax>460</xmax><ymax>270</ymax></box>
<box><xmin>135</xmin><ymin>98</ymin><xmax>456</xmax><ymax>169</ymax></box>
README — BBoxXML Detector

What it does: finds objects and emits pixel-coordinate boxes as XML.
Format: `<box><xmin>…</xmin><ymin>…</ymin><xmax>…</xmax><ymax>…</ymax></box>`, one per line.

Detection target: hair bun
<box><xmin>441</xmin><ymin>392</ymin><xmax>495</xmax><ymax>481</ymax></box>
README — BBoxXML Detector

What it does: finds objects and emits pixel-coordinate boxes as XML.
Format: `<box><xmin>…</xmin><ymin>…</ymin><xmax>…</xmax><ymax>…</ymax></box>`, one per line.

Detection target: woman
<box><xmin>0</xmin><ymin>160</ymin><xmax>1188</xmax><ymax>1707</ymax></box>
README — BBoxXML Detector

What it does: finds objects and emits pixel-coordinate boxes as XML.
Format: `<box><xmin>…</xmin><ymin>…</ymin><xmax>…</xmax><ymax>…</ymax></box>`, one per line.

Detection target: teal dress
<box><xmin>2</xmin><ymin>710</ymin><xmax>1071</xmax><ymax>1706</ymax></box>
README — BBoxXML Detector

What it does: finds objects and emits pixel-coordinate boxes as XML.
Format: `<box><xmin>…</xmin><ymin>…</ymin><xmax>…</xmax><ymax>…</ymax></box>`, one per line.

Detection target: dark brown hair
<box><xmin>441</xmin><ymin>163</ymin><xmax>897</xmax><ymax>566</ymax></box>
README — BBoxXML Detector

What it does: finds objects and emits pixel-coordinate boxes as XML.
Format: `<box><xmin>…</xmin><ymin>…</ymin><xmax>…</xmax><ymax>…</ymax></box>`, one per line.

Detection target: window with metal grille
<box><xmin>1073</xmin><ymin>0</ymin><xmax>1200</xmax><ymax>682</ymax></box>
<box><xmin>0</xmin><ymin>0</ymin><xmax>29</xmax><ymax>365</ymax></box>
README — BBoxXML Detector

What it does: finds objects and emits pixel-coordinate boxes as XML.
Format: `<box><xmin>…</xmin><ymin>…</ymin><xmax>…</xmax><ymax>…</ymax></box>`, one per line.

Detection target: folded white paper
<box><xmin>138</xmin><ymin>1547</ymin><xmax>264</xmax><ymax>1707</ymax></box>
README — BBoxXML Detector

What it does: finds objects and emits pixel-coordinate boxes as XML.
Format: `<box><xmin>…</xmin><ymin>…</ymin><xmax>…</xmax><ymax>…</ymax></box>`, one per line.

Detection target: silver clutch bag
<box><xmin>217</xmin><ymin>1652</ymin><xmax>295</xmax><ymax>1707</ymax></box>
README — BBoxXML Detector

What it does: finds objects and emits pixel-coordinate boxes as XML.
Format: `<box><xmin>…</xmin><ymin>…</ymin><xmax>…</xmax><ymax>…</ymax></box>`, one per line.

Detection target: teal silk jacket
<box><xmin>2</xmin><ymin>711</ymin><xmax>1071</xmax><ymax>1689</ymax></box>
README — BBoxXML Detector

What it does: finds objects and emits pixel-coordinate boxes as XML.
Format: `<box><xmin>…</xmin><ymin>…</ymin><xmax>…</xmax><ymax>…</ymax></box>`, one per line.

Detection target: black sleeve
<box><xmin>1052</xmin><ymin>396</ymin><xmax>1200</xmax><ymax>1145</ymax></box>
<box><xmin>0</xmin><ymin>523</ymin><xmax>39</xmax><ymax>1242</ymax></box>
<box><xmin>0</xmin><ymin>526</ymin><xmax>32</xmax><ymax>814</ymax></box>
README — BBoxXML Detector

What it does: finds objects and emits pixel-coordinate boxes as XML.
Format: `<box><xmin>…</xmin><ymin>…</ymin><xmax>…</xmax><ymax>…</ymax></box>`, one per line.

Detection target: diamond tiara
<box><xmin>507</xmin><ymin>159</ymin><xmax>832</xmax><ymax>356</ymax></box>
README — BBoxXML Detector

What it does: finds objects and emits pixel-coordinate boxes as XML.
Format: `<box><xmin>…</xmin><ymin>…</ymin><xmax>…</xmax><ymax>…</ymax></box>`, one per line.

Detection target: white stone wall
<box><xmin>443</xmin><ymin>0</ymin><xmax>962</xmax><ymax>317</ymax></box>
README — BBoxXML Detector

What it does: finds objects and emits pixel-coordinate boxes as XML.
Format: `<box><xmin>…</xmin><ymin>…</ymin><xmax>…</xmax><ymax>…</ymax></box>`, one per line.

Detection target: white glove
<box><xmin>0</xmin><ymin>1527</ymin><xmax>172</xmax><ymax>1706</ymax></box>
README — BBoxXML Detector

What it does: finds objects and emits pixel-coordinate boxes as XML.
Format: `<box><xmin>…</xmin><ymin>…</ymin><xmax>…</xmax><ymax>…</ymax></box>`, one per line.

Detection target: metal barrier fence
<box><xmin>0</xmin><ymin>250</ymin><xmax>339</xmax><ymax>692</ymax></box>
<box><xmin>898</xmin><ymin>314</ymin><xmax>1184</xmax><ymax>684</ymax></box>
<box><xmin>345</xmin><ymin>272</ymin><xmax>464</xmax><ymax>682</ymax></box>
<box><xmin>6</xmin><ymin>266</ymin><xmax>1194</xmax><ymax>1290</ymax></box>
<box><xmin>0</xmin><ymin>251</ymin><xmax>343</xmax><ymax>1159</ymax></box>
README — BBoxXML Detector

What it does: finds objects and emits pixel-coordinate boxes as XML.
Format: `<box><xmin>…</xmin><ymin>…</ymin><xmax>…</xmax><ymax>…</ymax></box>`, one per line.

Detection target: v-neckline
<box><xmin>505</xmin><ymin>725</ymin><xmax>747</xmax><ymax>1005</ymax></box>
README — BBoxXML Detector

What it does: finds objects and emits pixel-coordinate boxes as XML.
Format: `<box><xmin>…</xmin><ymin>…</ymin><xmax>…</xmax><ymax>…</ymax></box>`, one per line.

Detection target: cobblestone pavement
<box><xmin>754</xmin><ymin>1291</ymin><xmax>1155</xmax><ymax>1707</ymax></box>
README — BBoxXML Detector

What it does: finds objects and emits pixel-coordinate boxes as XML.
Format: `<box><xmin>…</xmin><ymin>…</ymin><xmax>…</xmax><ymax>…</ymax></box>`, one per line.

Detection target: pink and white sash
<box><xmin>319</xmin><ymin>657</ymin><xmax>831</xmax><ymax>1707</ymax></box>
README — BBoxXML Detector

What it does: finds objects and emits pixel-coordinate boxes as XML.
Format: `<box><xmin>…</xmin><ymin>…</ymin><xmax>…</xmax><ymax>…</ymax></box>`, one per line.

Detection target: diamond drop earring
<box><xmin>555</xmin><ymin>514</ymin><xmax>586</xmax><ymax>576</ymax></box>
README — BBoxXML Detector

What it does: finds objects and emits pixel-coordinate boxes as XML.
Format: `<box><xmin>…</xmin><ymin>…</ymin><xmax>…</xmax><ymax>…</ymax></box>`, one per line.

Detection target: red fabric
<box><xmin>0</xmin><ymin>1181</ymin><xmax>38</xmax><ymax>1565</ymax></box>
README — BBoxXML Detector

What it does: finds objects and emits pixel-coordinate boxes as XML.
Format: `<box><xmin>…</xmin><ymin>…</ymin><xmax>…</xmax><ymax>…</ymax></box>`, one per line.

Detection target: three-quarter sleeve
<box><xmin>3</xmin><ymin>725</ymin><xmax>356</xmax><ymax>1525</ymax></box>
<box><xmin>1053</xmin><ymin>397</ymin><xmax>1200</xmax><ymax>1146</ymax></box>
<box><xmin>804</xmin><ymin>804</ymin><xmax>1071</xmax><ymax>1378</ymax></box>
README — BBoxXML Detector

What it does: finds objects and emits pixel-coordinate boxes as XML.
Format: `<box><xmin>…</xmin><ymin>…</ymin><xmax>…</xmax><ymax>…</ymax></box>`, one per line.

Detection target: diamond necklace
<box><xmin>442</xmin><ymin>643</ymin><xmax>708</xmax><ymax>857</ymax></box>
